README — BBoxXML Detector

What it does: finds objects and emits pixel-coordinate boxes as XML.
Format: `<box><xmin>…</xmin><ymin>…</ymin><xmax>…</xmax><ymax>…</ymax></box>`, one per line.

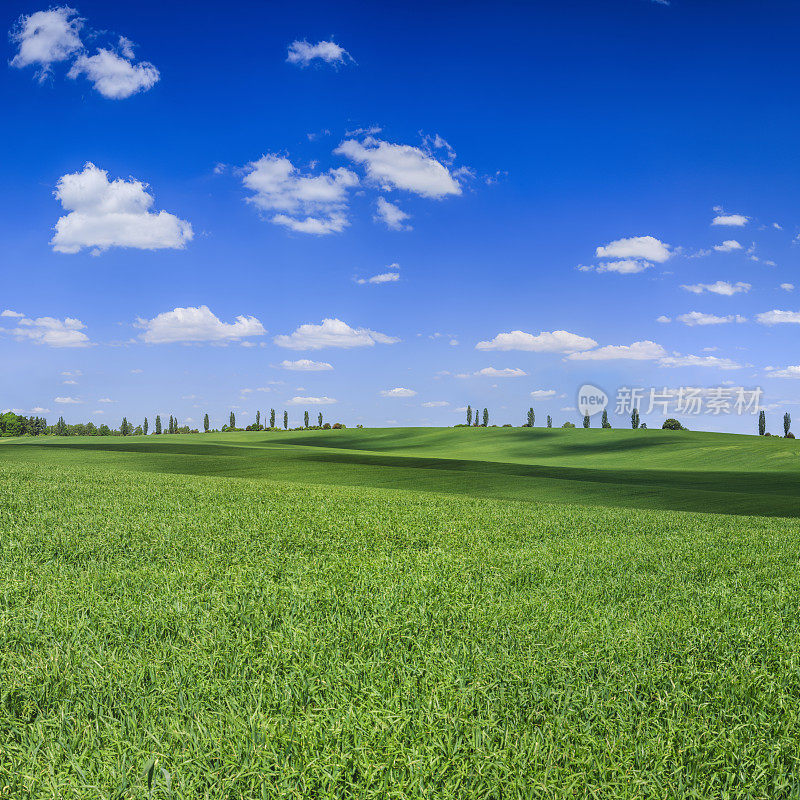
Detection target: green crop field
<box><xmin>1</xmin><ymin>428</ymin><xmax>800</xmax><ymax>798</ymax></box>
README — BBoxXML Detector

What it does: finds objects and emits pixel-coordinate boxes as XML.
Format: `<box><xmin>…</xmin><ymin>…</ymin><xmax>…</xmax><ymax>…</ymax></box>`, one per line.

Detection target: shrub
<box><xmin>662</xmin><ymin>418</ymin><xmax>684</xmax><ymax>430</ymax></box>
<box><xmin>562</xmin><ymin>422</ymin><xmax>576</xmax><ymax>428</ymax></box>
<box><xmin>332</xmin><ymin>423</ymin><xmax>346</xmax><ymax>429</ymax></box>
<box><xmin>323</xmin><ymin>423</ymin><xmax>331</xmax><ymax>430</ymax></box>
<box><xmin>786</xmin><ymin>432</ymin><xmax>795</xmax><ymax>439</ymax></box>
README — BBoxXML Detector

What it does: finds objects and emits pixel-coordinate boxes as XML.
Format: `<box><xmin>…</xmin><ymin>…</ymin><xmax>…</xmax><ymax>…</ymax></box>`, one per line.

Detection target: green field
<box><xmin>2</xmin><ymin>428</ymin><xmax>800</xmax><ymax>797</ymax></box>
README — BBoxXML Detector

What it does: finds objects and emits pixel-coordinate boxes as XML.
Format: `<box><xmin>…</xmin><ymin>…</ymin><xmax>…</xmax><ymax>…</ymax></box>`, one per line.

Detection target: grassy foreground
<box><xmin>2</xmin><ymin>448</ymin><xmax>800</xmax><ymax>797</ymax></box>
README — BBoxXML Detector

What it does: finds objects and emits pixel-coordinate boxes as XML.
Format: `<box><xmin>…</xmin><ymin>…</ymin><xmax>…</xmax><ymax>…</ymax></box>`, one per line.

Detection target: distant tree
<box><xmin>143</xmin><ymin>417</ymin><xmax>149</xmax><ymax>436</ymax></box>
<box><xmin>121</xmin><ymin>417</ymin><xmax>130</xmax><ymax>436</ymax></box>
<box><xmin>631</xmin><ymin>408</ymin><xmax>640</xmax><ymax>429</ymax></box>
<box><xmin>56</xmin><ymin>415</ymin><xmax>67</xmax><ymax>436</ymax></box>
<box><xmin>662</xmin><ymin>418</ymin><xmax>684</xmax><ymax>430</ymax></box>
<box><xmin>583</xmin><ymin>414</ymin><xmax>590</xmax><ymax>428</ymax></box>
<box><xmin>527</xmin><ymin>408</ymin><xmax>535</xmax><ymax>427</ymax></box>
<box><xmin>546</xmin><ymin>415</ymin><xmax>552</xmax><ymax>428</ymax></box>
<box><xmin>270</xmin><ymin>409</ymin><xmax>276</xmax><ymax>429</ymax></box>
<box><xmin>99</xmin><ymin>424</ymin><xmax>111</xmax><ymax>436</ymax></box>
<box><xmin>256</xmin><ymin>410</ymin><xmax>261</xmax><ymax>429</ymax></box>
<box><xmin>562</xmin><ymin>421</ymin><xmax>576</xmax><ymax>428</ymax></box>
<box><xmin>483</xmin><ymin>408</ymin><xmax>489</xmax><ymax>427</ymax></box>
<box><xmin>283</xmin><ymin>411</ymin><xmax>288</xmax><ymax>430</ymax></box>
<box><xmin>318</xmin><ymin>412</ymin><xmax>323</xmax><ymax>427</ymax></box>
<box><xmin>784</xmin><ymin>412</ymin><xmax>791</xmax><ymax>437</ymax></box>
<box><xmin>601</xmin><ymin>409</ymin><xmax>611</xmax><ymax>428</ymax></box>
<box><xmin>134</xmin><ymin>425</ymin><xmax>143</xmax><ymax>436</ymax></box>
<box><xmin>759</xmin><ymin>409</ymin><xmax>766</xmax><ymax>436</ymax></box>
<box><xmin>155</xmin><ymin>415</ymin><xmax>162</xmax><ymax>435</ymax></box>
<box><xmin>204</xmin><ymin>413</ymin><xmax>210</xmax><ymax>433</ymax></box>
<box><xmin>229</xmin><ymin>411</ymin><xmax>236</xmax><ymax>430</ymax></box>
<box><xmin>467</xmin><ymin>405</ymin><xmax>472</xmax><ymax>426</ymax></box>
<box><xmin>304</xmin><ymin>410</ymin><xmax>309</xmax><ymax>428</ymax></box>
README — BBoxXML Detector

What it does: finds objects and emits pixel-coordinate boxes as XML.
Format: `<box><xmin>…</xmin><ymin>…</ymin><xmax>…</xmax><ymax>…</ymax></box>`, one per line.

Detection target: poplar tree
<box><xmin>546</xmin><ymin>415</ymin><xmax>552</xmax><ymax>428</ymax></box>
<box><xmin>601</xmin><ymin>409</ymin><xmax>611</xmax><ymax>428</ymax></box>
<box><xmin>631</xmin><ymin>408</ymin><xmax>640</xmax><ymax>429</ymax></box>
<box><xmin>204</xmin><ymin>413</ymin><xmax>210</xmax><ymax>433</ymax></box>
<box><xmin>283</xmin><ymin>411</ymin><xmax>288</xmax><ymax>430</ymax></box>
<box><xmin>229</xmin><ymin>412</ymin><xmax>235</xmax><ymax>429</ymax></box>
<box><xmin>155</xmin><ymin>415</ymin><xmax>162</xmax><ymax>435</ymax></box>
<box><xmin>583</xmin><ymin>414</ymin><xmax>590</xmax><ymax>428</ymax></box>
<box><xmin>256</xmin><ymin>410</ymin><xmax>261</xmax><ymax>429</ymax></box>
<box><xmin>527</xmin><ymin>408</ymin><xmax>534</xmax><ymax>427</ymax></box>
<box><xmin>270</xmin><ymin>409</ymin><xmax>276</xmax><ymax>429</ymax></box>
<box><xmin>143</xmin><ymin>417</ymin><xmax>149</xmax><ymax>436</ymax></box>
<box><xmin>121</xmin><ymin>417</ymin><xmax>129</xmax><ymax>436</ymax></box>
<box><xmin>784</xmin><ymin>412</ymin><xmax>791</xmax><ymax>437</ymax></box>
<box><xmin>483</xmin><ymin>408</ymin><xmax>489</xmax><ymax>427</ymax></box>
<box><xmin>304</xmin><ymin>410</ymin><xmax>309</xmax><ymax>428</ymax></box>
<box><xmin>318</xmin><ymin>412</ymin><xmax>323</xmax><ymax>427</ymax></box>
<box><xmin>169</xmin><ymin>415</ymin><xmax>174</xmax><ymax>434</ymax></box>
<box><xmin>467</xmin><ymin>405</ymin><xmax>472</xmax><ymax>426</ymax></box>
<box><xmin>759</xmin><ymin>410</ymin><xmax>766</xmax><ymax>436</ymax></box>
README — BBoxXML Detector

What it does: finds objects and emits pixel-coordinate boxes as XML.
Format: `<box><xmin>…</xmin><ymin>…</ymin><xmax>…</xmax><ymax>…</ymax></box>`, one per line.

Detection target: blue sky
<box><xmin>2</xmin><ymin>0</ymin><xmax>799</xmax><ymax>433</ymax></box>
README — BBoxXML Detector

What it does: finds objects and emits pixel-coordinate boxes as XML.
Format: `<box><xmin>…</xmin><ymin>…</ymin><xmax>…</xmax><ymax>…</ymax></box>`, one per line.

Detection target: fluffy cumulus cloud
<box><xmin>280</xmin><ymin>359</ymin><xmax>333</xmax><ymax>371</ymax></box>
<box><xmin>780</xmin><ymin>283</ymin><xmax>794</xmax><ymax>292</ymax></box>
<box><xmin>678</xmin><ymin>311</ymin><xmax>747</xmax><ymax>326</ymax></box>
<box><xmin>422</xmin><ymin>400</ymin><xmax>449</xmax><ymax>407</ymax></box>
<box><xmin>10</xmin><ymin>9</ymin><xmax>158</xmax><ymax>98</ymax></box>
<box><xmin>286</xmin><ymin>395</ymin><xmax>337</xmax><ymax>405</ymax></box>
<box><xmin>567</xmin><ymin>340</ymin><xmax>667</xmax><ymax>361</ymax></box>
<box><xmin>756</xmin><ymin>309</ymin><xmax>800</xmax><ymax>325</ymax></box>
<box><xmin>380</xmin><ymin>387</ymin><xmax>417</xmax><ymax>397</ymax></box>
<box><xmin>476</xmin><ymin>329</ymin><xmax>597</xmax><ymax>353</ymax></box>
<box><xmin>10</xmin><ymin>6</ymin><xmax>82</xmax><ymax>77</ymax></box>
<box><xmin>286</xmin><ymin>40</ymin><xmax>351</xmax><ymax>67</ymax></box>
<box><xmin>51</xmin><ymin>163</ymin><xmax>193</xmax><ymax>254</ymax></box>
<box><xmin>595</xmin><ymin>235</ymin><xmax>672</xmax><ymax>263</ymax></box>
<box><xmin>530</xmin><ymin>389</ymin><xmax>557</xmax><ymax>398</ymax></box>
<box><xmin>581</xmin><ymin>259</ymin><xmax>653</xmax><ymax>275</ymax></box>
<box><xmin>681</xmin><ymin>281</ymin><xmax>751</xmax><ymax>296</ymax></box>
<box><xmin>0</xmin><ymin>313</ymin><xmax>90</xmax><ymax>347</ymax></box>
<box><xmin>374</xmin><ymin>197</ymin><xmax>411</xmax><ymax>230</ymax></box>
<box><xmin>713</xmin><ymin>240</ymin><xmax>743</xmax><ymax>252</ymax></box>
<box><xmin>765</xmin><ymin>365</ymin><xmax>800</xmax><ymax>379</ymax></box>
<box><xmin>241</xmin><ymin>154</ymin><xmax>358</xmax><ymax>235</ymax></box>
<box><xmin>54</xmin><ymin>396</ymin><xmax>82</xmax><ymax>404</ymax></box>
<box><xmin>68</xmin><ymin>40</ymin><xmax>159</xmax><ymax>99</ymax></box>
<box><xmin>136</xmin><ymin>305</ymin><xmax>266</xmax><ymax>344</ymax></box>
<box><xmin>335</xmin><ymin>136</ymin><xmax>462</xmax><ymax>198</ymax></box>
<box><xmin>711</xmin><ymin>213</ymin><xmax>748</xmax><ymax>227</ymax></box>
<box><xmin>472</xmin><ymin>367</ymin><xmax>527</xmax><ymax>377</ymax></box>
<box><xmin>274</xmin><ymin>318</ymin><xmax>399</xmax><ymax>350</ymax></box>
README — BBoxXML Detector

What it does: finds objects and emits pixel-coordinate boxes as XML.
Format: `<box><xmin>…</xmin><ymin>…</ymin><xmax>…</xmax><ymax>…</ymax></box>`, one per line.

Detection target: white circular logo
<box><xmin>577</xmin><ymin>384</ymin><xmax>608</xmax><ymax>417</ymax></box>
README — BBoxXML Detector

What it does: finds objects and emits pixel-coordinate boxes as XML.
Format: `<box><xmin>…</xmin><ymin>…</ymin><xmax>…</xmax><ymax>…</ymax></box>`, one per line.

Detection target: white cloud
<box><xmin>62</xmin><ymin>379</ymin><xmax>77</xmax><ymax>385</ymax></box>
<box><xmin>374</xmin><ymin>197</ymin><xmax>411</xmax><ymax>230</ymax></box>
<box><xmin>586</xmin><ymin>259</ymin><xmax>653</xmax><ymax>275</ymax></box>
<box><xmin>1</xmin><ymin>314</ymin><xmax>90</xmax><ymax>347</ymax></box>
<box><xmin>780</xmin><ymin>283</ymin><xmax>794</xmax><ymax>292</ymax></box>
<box><xmin>678</xmin><ymin>311</ymin><xmax>747</xmax><ymax>326</ymax></box>
<box><xmin>335</xmin><ymin>136</ymin><xmax>461</xmax><ymax>198</ymax></box>
<box><xmin>356</xmin><ymin>267</ymin><xmax>400</xmax><ymax>285</ymax></box>
<box><xmin>530</xmin><ymin>389</ymin><xmax>557</xmax><ymax>399</ymax></box>
<box><xmin>659</xmin><ymin>354</ymin><xmax>741</xmax><ymax>369</ymax></box>
<box><xmin>241</xmin><ymin>154</ymin><xmax>358</xmax><ymax>235</ymax></box>
<box><xmin>280</xmin><ymin>359</ymin><xmax>333</xmax><ymax>371</ymax></box>
<box><xmin>656</xmin><ymin>315</ymin><xmax>672</xmax><ymax>323</ymax></box>
<box><xmin>68</xmin><ymin>42</ymin><xmax>159</xmax><ymax>99</ymax></box>
<box><xmin>286</xmin><ymin>395</ymin><xmax>338</xmax><ymax>405</ymax></box>
<box><xmin>274</xmin><ymin>318</ymin><xmax>398</xmax><ymax>350</ymax></box>
<box><xmin>756</xmin><ymin>309</ymin><xmax>800</xmax><ymax>325</ymax></box>
<box><xmin>1</xmin><ymin>310</ymin><xmax>25</xmax><ymax>318</ymax></box>
<box><xmin>51</xmin><ymin>163</ymin><xmax>193</xmax><ymax>254</ymax></box>
<box><xmin>567</xmin><ymin>340</ymin><xmax>667</xmax><ymax>361</ymax></box>
<box><xmin>713</xmin><ymin>240</ymin><xmax>743</xmax><ymax>252</ymax></box>
<box><xmin>595</xmin><ymin>236</ymin><xmax>671</xmax><ymax>264</ymax></box>
<box><xmin>680</xmin><ymin>281</ymin><xmax>750</xmax><ymax>296</ymax></box>
<box><xmin>380</xmin><ymin>387</ymin><xmax>417</xmax><ymax>397</ymax></box>
<box><xmin>10</xmin><ymin>7</ymin><xmax>83</xmax><ymax>78</ymax></box>
<box><xmin>98</xmin><ymin>397</ymin><xmax>113</xmax><ymax>403</ymax></box>
<box><xmin>422</xmin><ymin>401</ymin><xmax>449</xmax><ymax>407</ymax></box>
<box><xmin>472</xmin><ymin>367</ymin><xmax>527</xmax><ymax>377</ymax></box>
<box><xmin>476</xmin><ymin>329</ymin><xmax>597</xmax><ymax>353</ymax></box>
<box><xmin>31</xmin><ymin>407</ymin><xmax>50</xmax><ymax>413</ymax></box>
<box><xmin>286</xmin><ymin>40</ymin><xmax>351</xmax><ymax>67</ymax></box>
<box><xmin>137</xmin><ymin>305</ymin><xmax>266</xmax><ymax>344</ymax></box>
<box><xmin>711</xmin><ymin>213</ymin><xmax>748</xmax><ymax>227</ymax></box>
<box><xmin>766</xmin><ymin>365</ymin><xmax>800</xmax><ymax>379</ymax></box>
<box><xmin>54</xmin><ymin>396</ymin><xmax>81</xmax><ymax>404</ymax></box>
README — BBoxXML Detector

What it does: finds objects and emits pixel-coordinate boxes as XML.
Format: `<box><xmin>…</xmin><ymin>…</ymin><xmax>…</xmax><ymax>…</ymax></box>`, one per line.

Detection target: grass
<box><xmin>2</xmin><ymin>429</ymin><xmax>800</xmax><ymax>797</ymax></box>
